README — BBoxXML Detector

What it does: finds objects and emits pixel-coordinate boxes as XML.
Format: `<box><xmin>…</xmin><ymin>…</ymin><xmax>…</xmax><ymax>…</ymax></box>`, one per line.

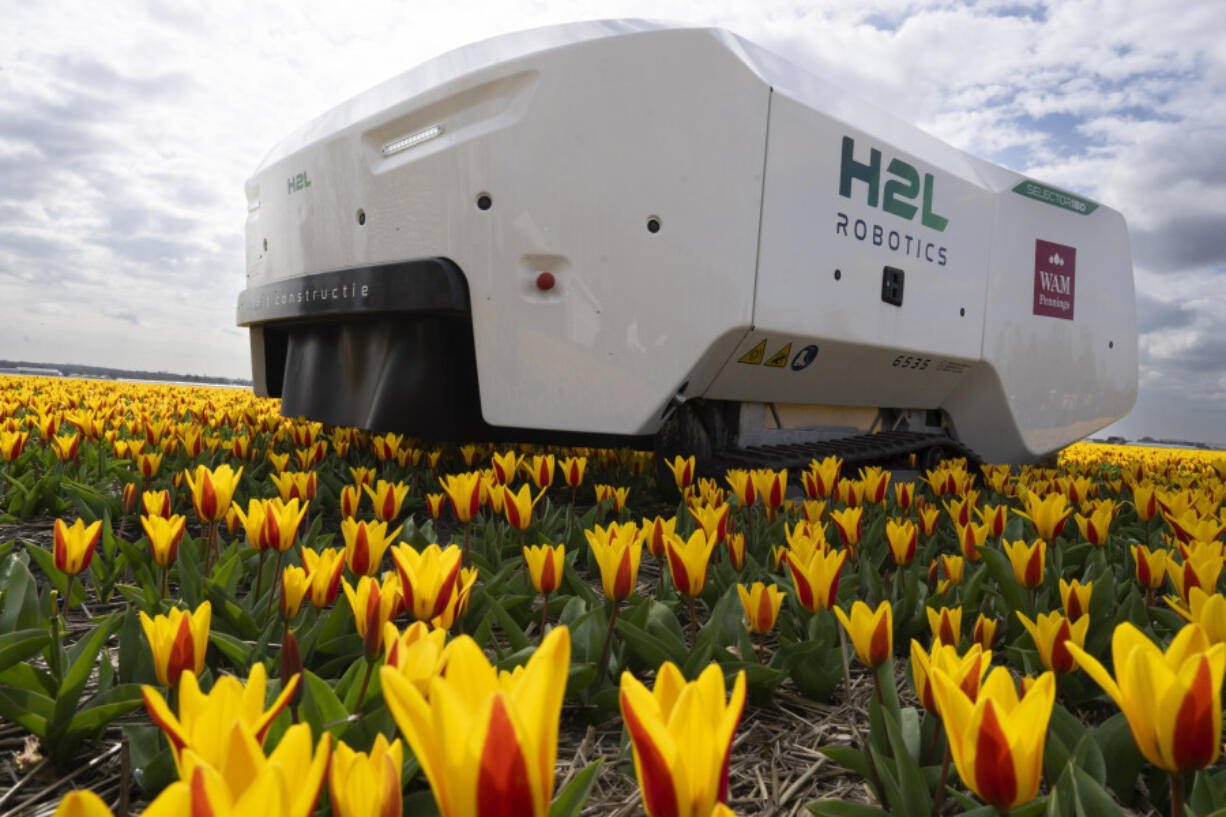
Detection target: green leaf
<box><xmin>1092</xmin><ymin>712</ymin><xmax>1144</xmax><ymax>805</ymax></box>
<box><xmin>0</xmin><ymin>629</ymin><xmax>51</xmax><ymax>674</ymax></box>
<box><xmin>53</xmin><ymin>613</ymin><xmax>121</xmax><ymax>727</ymax></box>
<box><xmin>0</xmin><ymin>554</ymin><xmax>41</xmax><ymax>631</ymax></box>
<box><xmin>548</xmin><ymin>759</ymin><xmax>604</xmax><ymax>817</ymax></box>
<box><xmin>67</xmin><ymin>684</ymin><xmax>144</xmax><ymax>732</ymax></box>
<box><xmin>879</xmin><ymin>704</ymin><xmax>930</xmax><ymax>817</ymax></box>
<box><xmin>0</xmin><ymin>684</ymin><xmax>52</xmax><ymax>734</ymax></box>
<box><xmin>209</xmin><ymin>631</ymin><xmax>252</xmax><ymax>667</ymax></box>
<box><xmin>476</xmin><ymin>590</ymin><xmax>530</xmax><ymax>653</ymax></box>
<box><xmin>302</xmin><ymin>669</ymin><xmax>350</xmax><ymax>742</ymax></box>
<box><xmin>615</xmin><ymin>618</ymin><xmax>687</xmax><ymax>669</ymax></box>
<box><xmin>980</xmin><ymin>545</ymin><xmax>1030</xmax><ymax>622</ymax></box>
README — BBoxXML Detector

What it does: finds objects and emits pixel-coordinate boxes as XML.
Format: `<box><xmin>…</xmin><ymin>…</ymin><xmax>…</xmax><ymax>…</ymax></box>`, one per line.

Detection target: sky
<box><xmin>1</xmin><ymin>0</ymin><xmax>1223</xmax><ymax>445</ymax></box>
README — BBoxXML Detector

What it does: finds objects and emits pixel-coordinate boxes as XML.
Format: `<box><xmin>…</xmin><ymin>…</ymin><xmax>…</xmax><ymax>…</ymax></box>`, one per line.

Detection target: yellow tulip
<box><xmin>725</xmin><ymin>470</ymin><xmax>756</xmax><ymax>508</ymax></box>
<box><xmin>363</xmin><ymin>479</ymin><xmax>409</xmax><ymax>522</ymax></box>
<box><xmin>663</xmin><ymin>528</ymin><xmax>717</xmax><ymax>597</ymax></box>
<box><xmin>1132</xmin><ymin>543</ymin><xmax>1168</xmax><ymax>589</ymax></box>
<box><xmin>439</xmin><ymin>472</ymin><xmax>482</xmax><ymax>522</ymax></box>
<box><xmin>280</xmin><ymin>565</ymin><xmax>309</xmax><ymax>621</ymax></box>
<box><xmin>560</xmin><ymin>455</ymin><xmax>587</xmax><ymax>488</ymax></box>
<box><xmin>140</xmin><ymin>602</ymin><xmax>211</xmax><ymax>687</ymax></box>
<box><xmin>586</xmin><ymin>523</ymin><xmax>645</xmax><ymax>602</ymax></box>
<box><xmin>927</xmin><ymin>606</ymin><xmax>962</xmax><ymax>647</ymax></box>
<box><xmin>737</xmin><ymin>582</ymin><xmax>784</xmax><ymax>634</ymax></box>
<box><xmin>390</xmin><ymin>543</ymin><xmax>463</xmax><ymax>622</ymax></box>
<box><xmin>141</xmin><ymin>514</ymin><xmax>186</xmax><ymax>567</ymax></box>
<box><xmin>524</xmin><ymin>543</ymin><xmax>566</xmax><ymax>596</ymax></box>
<box><xmin>829</xmin><ymin>506</ymin><xmax>863</xmax><ymax>554</ymax></box>
<box><xmin>1068</xmin><ymin>623</ymin><xmax>1225</xmax><ymax>772</ymax></box>
<box><xmin>529</xmin><ymin>454</ymin><xmax>556</xmax><ymax>489</ymax></box>
<box><xmin>51</xmin><ymin>791</ymin><xmax>114</xmax><ymax>817</ymax></box>
<box><xmin>910</xmin><ymin>639</ymin><xmax>990</xmax><ymax>712</ymax></box>
<box><xmin>1016</xmin><ymin>611</ymin><xmax>1089</xmax><ymax>674</ymax></box>
<box><xmin>341</xmin><ymin>518</ymin><xmax>403</xmax><ymax>577</ymax></box>
<box><xmin>804</xmin><ymin>455</ymin><xmax>842</xmax><ymax>499</ymax></box>
<box><xmin>752</xmin><ymin>468</ymin><xmax>787</xmax><ymax>512</ymax></box>
<box><xmin>381</xmin><ymin>626</ymin><xmax>570</xmax><ymax>817</ymax></box>
<box><xmin>342</xmin><ymin>576</ymin><xmax>400</xmax><ymax>660</ymax></box>
<box><xmin>141</xmin><ymin>662</ymin><xmax>298</xmax><ymax>772</ymax></box>
<box><xmin>1167</xmin><ymin>548</ymin><xmax>1224</xmax><ymax>605</ymax></box>
<box><xmin>53</xmin><ymin>517</ymin><xmax>103</xmax><ymax>576</ymax></box>
<box><xmin>1074</xmin><ymin>503</ymin><xmax>1115</xmax><ymax>545</ymax></box>
<box><xmin>184</xmin><ymin>464</ymin><xmax>243</xmax><ymax>523</ymax></box>
<box><xmin>504</xmin><ymin>483</ymin><xmax>547</xmax><ymax>531</ymax></box>
<box><xmin>784</xmin><ymin>547</ymin><xmax>845</xmax><ymax>613</ymax></box>
<box><xmin>1013</xmin><ymin>491</ymin><xmax>1072</xmax><ymax>541</ymax></box>
<box><xmin>689</xmin><ymin>502</ymin><xmax>730</xmax><ymax>546</ymax></box>
<box><xmin>329</xmin><ymin>733</ymin><xmax>403</xmax><ymax>817</ymax></box>
<box><xmin>885</xmin><ymin>518</ymin><xmax>917</xmax><ymax>566</ymax></box>
<box><xmin>302</xmin><ymin>547</ymin><xmax>345</xmax><ymax>608</ymax></box>
<box><xmin>954</xmin><ymin>520</ymin><xmax>990</xmax><ymax>562</ymax></box>
<box><xmin>834</xmin><ymin>600</ymin><xmax>893</xmax><ymax>668</ymax></box>
<box><xmin>1167</xmin><ymin>588</ymin><xmax>1226</xmax><ymax>645</ymax></box>
<box><xmin>859</xmin><ymin>465</ymin><xmax>890</xmax><ymax>505</ymax></box>
<box><xmin>931</xmin><ymin>667</ymin><xmax>1055</xmax><ymax>810</ymax></box>
<box><xmin>1059</xmin><ymin>578</ymin><xmax>1093</xmax><ymax>622</ymax></box>
<box><xmin>264</xmin><ymin>497</ymin><xmax>308</xmax><ymax>552</ymax></box>
<box><xmin>971</xmin><ymin>613</ymin><xmax>998</xmax><ymax>650</ymax></box>
<box><xmin>665</xmin><ymin>455</ymin><xmax>695</xmax><ymax>492</ymax></box>
<box><xmin>431</xmin><ymin>567</ymin><xmax>478</xmax><ymax>630</ymax></box>
<box><xmin>1001</xmin><ymin>538</ymin><xmax>1045</xmax><ymax>588</ymax></box>
<box><xmin>619</xmin><ymin>662</ymin><xmax>746</xmax><ymax>817</ymax></box>
<box><xmin>382</xmin><ymin>621</ymin><xmax>449</xmax><ymax>696</ymax></box>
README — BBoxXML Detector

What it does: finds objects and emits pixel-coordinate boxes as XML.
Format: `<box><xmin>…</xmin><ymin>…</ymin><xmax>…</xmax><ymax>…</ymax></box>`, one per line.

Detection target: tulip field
<box><xmin>2</xmin><ymin>375</ymin><xmax>1226</xmax><ymax>817</ymax></box>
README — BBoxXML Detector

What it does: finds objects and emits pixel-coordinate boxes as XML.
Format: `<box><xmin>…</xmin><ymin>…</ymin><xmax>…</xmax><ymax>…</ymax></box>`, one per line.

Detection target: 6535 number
<box><xmin>892</xmin><ymin>354</ymin><xmax>931</xmax><ymax>370</ymax></box>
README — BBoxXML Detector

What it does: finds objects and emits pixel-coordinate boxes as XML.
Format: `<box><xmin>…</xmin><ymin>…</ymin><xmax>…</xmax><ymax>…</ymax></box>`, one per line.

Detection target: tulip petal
<box><xmin>476</xmin><ymin>693</ymin><xmax>538</xmax><ymax>817</ymax></box>
<box><xmin>621</xmin><ymin>683</ymin><xmax>680</xmax><ymax>817</ymax></box>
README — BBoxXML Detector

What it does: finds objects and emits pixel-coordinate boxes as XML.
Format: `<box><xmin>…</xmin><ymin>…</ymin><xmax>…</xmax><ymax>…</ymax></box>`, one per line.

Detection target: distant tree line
<box><xmin>0</xmin><ymin>360</ymin><xmax>252</xmax><ymax>388</ymax></box>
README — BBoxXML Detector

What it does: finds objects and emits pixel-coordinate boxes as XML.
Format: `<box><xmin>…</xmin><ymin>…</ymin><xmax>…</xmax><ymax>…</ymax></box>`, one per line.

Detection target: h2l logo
<box><xmin>838</xmin><ymin>136</ymin><xmax>949</xmax><ymax>232</ymax></box>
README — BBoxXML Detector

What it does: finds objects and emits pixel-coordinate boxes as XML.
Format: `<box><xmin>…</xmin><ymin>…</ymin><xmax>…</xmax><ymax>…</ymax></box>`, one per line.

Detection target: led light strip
<box><xmin>381</xmin><ymin>124</ymin><xmax>444</xmax><ymax>156</ymax></box>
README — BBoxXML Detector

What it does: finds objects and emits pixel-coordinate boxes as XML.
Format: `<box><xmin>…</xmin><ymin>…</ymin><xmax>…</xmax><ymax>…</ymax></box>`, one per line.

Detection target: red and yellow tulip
<box><xmin>586</xmin><ymin>523</ymin><xmax>644</xmax><ymax>602</ymax></box>
<box><xmin>141</xmin><ymin>513</ymin><xmax>186</xmax><ymax>567</ymax></box>
<box><xmin>524</xmin><ymin>544</ymin><xmax>566</xmax><ymax>596</ymax></box>
<box><xmin>329</xmin><ymin>733</ymin><xmax>403</xmax><ymax>817</ymax></box>
<box><xmin>341</xmin><ymin>518</ymin><xmax>402</xmax><ymax>577</ymax></box>
<box><xmin>364</xmin><ymin>479</ymin><xmax>409</xmax><ymax>523</ymax></box>
<box><xmin>737</xmin><ymin>582</ymin><xmax>784</xmax><ymax>634</ymax></box>
<box><xmin>663</xmin><ymin>529</ymin><xmax>717</xmax><ymax>598</ymax></box>
<box><xmin>834</xmin><ymin>600</ymin><xmax>893</xmax><ymax>668</ymax></box>
<box><xmin>784</xmin><ymin>547</ymin><xmax>845</xmax><ymax>613</ymax></box>
<box><xmin>381</xmin><ymin>626</ymin><xmax>570</xmax><ymax>817</ymax></box>
<box><xmin>619</xmin><ymin>662</ymin><xmax>746</xmax><ymax>817</ymax></box>
<box><xmin>1016</xmin><ymin>610</ymin><xmax>1089</xmax><ymax>674</ymax></box>
<box><xmin>184</xmin><ymin>464</ymin><xmax>243</xmax><ymax>523</ymax></box>
<box><xmin>53</xmin><ymin>517</ymin><xmax>103</xmax><ymax>576</ymax></box>
<box><xmin>139</xmin><ymin>602</ymin><xmax>212</xmax><ymax>687</ymax></box>
<box><xmin>391</xmin><ymin>543</ymin><xmax>462</xmax><ymax>622</ymax></box>
<box><xmin>1001</xmin><ymin>538</ymin><xmax>1045</xmax><ymax>588</ymax></box>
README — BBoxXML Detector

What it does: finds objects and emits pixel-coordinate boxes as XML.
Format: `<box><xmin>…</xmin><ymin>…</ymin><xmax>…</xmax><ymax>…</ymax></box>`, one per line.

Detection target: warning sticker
<box><xmin>764</xmin><ymin>343</ymin><xmax>792</xmax><ymax>368</ymax></box>
<box><xmin>739</xmin><ymin>340</ymin><xmax>767</xmax><ymax>365</ymax></box>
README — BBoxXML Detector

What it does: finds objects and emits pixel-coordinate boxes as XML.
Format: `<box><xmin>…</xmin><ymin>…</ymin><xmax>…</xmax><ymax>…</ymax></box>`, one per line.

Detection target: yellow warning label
<box><xmin>764</xmin><ymin>343</ymin><xmax>792</xmax><ymax>368</ymax></box>
<box><xmin>738</xmin><ymin>339</ymin><xmax>767</xmax><ymax>365</ymax></box>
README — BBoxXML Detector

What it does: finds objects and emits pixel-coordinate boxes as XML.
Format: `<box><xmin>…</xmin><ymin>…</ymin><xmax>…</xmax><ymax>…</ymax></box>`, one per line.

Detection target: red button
<box><xmin>536</xmin><ymin>272</ymin><xmax>556</xmax><ymax>291</ymax></box>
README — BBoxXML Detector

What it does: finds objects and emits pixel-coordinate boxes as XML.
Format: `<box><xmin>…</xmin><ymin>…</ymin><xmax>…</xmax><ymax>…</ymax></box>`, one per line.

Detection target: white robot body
<box><xmin>238</xmin><ymin>21</ymin><xmax>1137</xmax><ymax>464</ymax></box>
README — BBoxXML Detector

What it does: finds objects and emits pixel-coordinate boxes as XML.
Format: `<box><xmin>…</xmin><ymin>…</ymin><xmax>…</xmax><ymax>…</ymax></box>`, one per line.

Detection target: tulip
<box><xmin>1014</xmin><ymin>491</ymin><xmax>1072</xmax><ymax>541</ymax></box>
<box><xmin>859</xmin><ymin>465</ymin><xmax>890</xmax><ymax>505</ymax></box>
<box><xmin>524</xmin><ymin>543</ymin><xmax>565</xmax><ymax>596</ymax></box>
<box><xmin>560</xmin><ymin>455</ymin><xmax>587</xmax><ymax>487</ymax></box>
<box><xmin>1068</xmin><ymin>623</ymin><xmax>1225</xmax><ymax>774</ymax></box>
<box><xmin>491</xmin><ymin>450</ymin><xmax>523</xmax><ymax>484</ymax></box>
<box><xmin>927</xmin><ymin>606</ymin><xmax>962</xmax><ymax>647</ymax></box>
<box><xmin>829</xmin><ymin>507</ymin><xmax>863</xmax><ymax>556</ymax></box>
<box><xmin>391</xmin><ymin>543</ymin><xmax>462</xmax><ymax>622</ymax></box>
<box><xmin>382</xmin><ymin>621</ymin><xmax>449</xmax><ymax>696</ymax></box>
<box><xmin>641</xmin><ymin>515</ymin><xmax>676</xmax><ymax>560</ymax></box>
<box><xmin>264</xmin><ymin>497</ymin><xmax>308</xmax><ymax>552</ymax></box>
<box><xmin>955</xmin><ymin>520</ymin><xmax>990</xmax><ymax>562</ymax></box>
<box><xmin>931</xmin><ymin>667</ymin><xmax>1056</xmax><ymax>811</ymax></box>
<box><xmin>726</xmin><ymin>532</ymin><xmax>746</xmax><ymax>571</ymax></box>
<box><xmin>141</xmin><ymin>513</ymin><xmax>186</xmax><ymax>568</ymax></box>
<box><xmin>664</xmin><ymin>528</ymin><xmax>717</xmax><ymax>598</ymax></box>
<box><xmin>371</xmin><ymin>432</ymin><xmax>402</xmax><ymax>461</ymax></box>
<box><xmin>329</xmin><ymin>733</ymin><xmax>403</xmax><ymax>817</ymax></box>
<box><xmin>619</xmin><ymin>662</ymin><xmax>746</xmax><ymax>817</ymax></box>
<box><xmin>184</xmin><ymin>464</ymin><xmax>243</xmax><ymax>523</ymax></box>
<box><xmin>504</xmin><ymin>483</ymin><xmax>547</xmax><ymax>531</ymax></box>
<box><xmin>52</xmin><ymin>432</ymin><xmax>80</xmax><ymax>462</ymax></box>
<box><xmin>726</xmin><ymin>470</ymin><xmax>756</xmax><ymax>508</ymax></box>
<box><xmin>350</xmin><ymin>465</ymin><xmax>377</xmax><ymax>488</ymax></box>
<box><xmin>975</xmin><ymin>503</ymin><xmax>1008</xmax><ymax>538</ymax></box>
<box><xmin>140</xmin><ymin>602</ymin><xmax>212</xmax><ymax>687</ymax></box>
<box><xmin>343</xmin><ymin>576</ymin><xmax>400</xmax><ymax>662</ymax></box>
<box><xmin>835</xmin><ymin>600</ymin><xmax>893</xmax><ymax>669</ymax></box>
<box><xmin>440</xmin><ymin>472</ymin><xmax>481</xmax><ymax>522</ymax></box>
<box><xmin>665</xmin><ymin>455</ymin><xmax>695</xmax><ymax>492</ymax></box>
<box><xmin>737</xmin><ymin>582</ymin><xmax>784</xmax><ymax>634</ymax></box>
<box><xmin>1001</xmin><ymin>538</ymin><xmax>1045</xmax><ymax>588</ymax></box>
<box><xmin>918</xmin><ymin>505</ymin><xmax>942</xmax><ymax>537</ymax></box>
<box><xmin>753</xmin><ymin>469</ymin><xmax>787</xmax><ymax>516</ymax></box>
<box><xmin>53</xmin><ymin>517</ymin><xmax>103</xmax><ymax>576</ymax></box>
<box><xmin>1129</xmin><ymin>543</ymin><xmax>1168</xmax><ymax>593</ymax></box>
<box><xmin>381</xmin><ymin>626</ymin><xmax>570</xmax><ymax>817</ymax></box>
<box><xmin>141</xmin><ymin>489</ymin><xmax>171</xmax><ymax>518</ymax></box>
<box><xmin>0</xmin><ymin>429</ymin><xmax>29</xmax><ymax>461</ymax></box>
<box><xmin>302</xmin><ymin>547</ymin><xmax>345</xmax><ymax>608</ymax></box>
<box><xmin>341</xmin><ymin>518</ymin><xmax>403</xmax><ymax>577</ymax></box>
<box><xmin>529</xmin><ymin>454</ymin><xmax>556</xmax><ymax>489</ymax></box>
<box><xmin>1059</xmin><ymin>578</ymin><xmax>1092</xmax><ymax>622</ymax></box>
<box><xmin>1074</xmin><ymin>503</ymin><xmax>1114</xmax><ymax>545</ymax></box>
<box><xmin>280</xmin><ymin>565</ymin><xmax>309</xmax><ymax>621</ymax></box>
<box><xmin>806</xmin><ymin>455</ymin><xmax>842</xmax><ymax>499</ymax></box>
<box><xmin>141</xmin><ymin>661</ymin><xmax>297</xmax><ymax>771</ymax></box>
<box><xmin>425</xmin><ymin>492</ymin><xmax>446</xmax><ymax>519</ymax></box>
<box><xmin>1167</xmin><ymin>549</ymin><xmax>1224</xmax><ymax>605</ymax></box>
<box><xmin>364</xmin><ymin>479</ymin><xmax>409</xmax><ymax>523</ymax></box>
<box><xmin>784</xmin><ymin>547</ymin><xmax>845</xmax><ymax>613</ymax></box>
<box><xmin>971</xmin><ymin>613</ymin><xmax>998</xmax><ymax>650</ymax></box>
<box><xmin>1016</xmin><ymin>611</ymin><xmax>1089</xmax><ymax>674</ymax></box>
<box><xmin>267</xmin><ymin>451</ymin><xmax>290</xmax><ymax>473</ymax></box>
<box><xmin>52</xmin><ymin>791</ymin><xmax>114</xmax><ymax>817</ymax></box>
<box><xmin>835</xmin><ymin>478</ymin><xmax>864</xmax><ymax>507</ymax></box>
<box><xmin>586</xmin><ymin>523</ymin><xmax>644</xmax><ymax>603</ymax></box>
<box><xmin>339</xmin><ymin>484</ymin><xmax>362</xmax><ymax>519</ymax></box>
<box><xmin>136</xmin><ymin>451</ymin><xmax>163</xmax><ymax>479</ymax></box>
<box><xmin>944</xmin><ymin>495</ymin><xmax>975</xmax><ymax>527</ymax></box>
<box><xmin>432</xmin><ymin>567</ymin><xmax>478</xmax><ymax>631</ymax></box>
<box><xmin>910</xmin><ymin>639</ymin><xmax>990</xmax><ymax>713</ymax></box>
<box><xmin>690</xmin><ymin>502</ymin><xmax>730</xmax><ymax>546</ymax></box>
<box><xmin>885</xmin><ymin>518</ymin><xmax>918</xmax><ymax>566</ymax></box>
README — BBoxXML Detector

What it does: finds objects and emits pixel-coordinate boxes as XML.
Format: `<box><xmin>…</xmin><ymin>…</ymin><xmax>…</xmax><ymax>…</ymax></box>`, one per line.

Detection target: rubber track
<box><xmin>701</xmin><ymin>430</ymin><xmax>980</xmax><ymax>477</ymax></box>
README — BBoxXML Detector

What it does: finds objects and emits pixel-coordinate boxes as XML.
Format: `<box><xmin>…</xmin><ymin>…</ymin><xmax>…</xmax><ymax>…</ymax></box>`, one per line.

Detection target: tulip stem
<box><xmin>253</xmin><ymin>549</ymin><xmax>267</xmax><ymax>603</ymax></box>
<box><xmin>688</xmin><ymin>596</ymin><xmax>699</xmax><ymax>649</ymax></box>
<box><xmin>265</xmin><ymin>551</ymin><xmax>284</xmax><ymax>620</ymax></box>
<box><xmin>540</xmin><ymin>593</ymin><xmax>550</xmax><ymax>639</ymax></box>
<box><xmin>932</xmin><ymin>742</ymin><xmax>952</xmax><ymax>816</ymax></box>
<box><xmin>1170</xmin><ymin>772</ymin><xmax>1185</xmax><ymax>817</ymax></box>
<box><xmin>356</xmin><ymin>657</ymin><xmax>374</xmax><ymax>708</ymax></box>
<box><xmin>595</xmin><ymin>601</ymin><xmax>621</xmax><ymax>686</ymax></box>
<box><xmin>160</xmin><ymin>565</ymin><xmax>168</xmax><ymax>600</ymax></box>
<box><xmin>61</xmin><ymin>576</ymin><xmax>73</xmax><ymax>619</ymax></box>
